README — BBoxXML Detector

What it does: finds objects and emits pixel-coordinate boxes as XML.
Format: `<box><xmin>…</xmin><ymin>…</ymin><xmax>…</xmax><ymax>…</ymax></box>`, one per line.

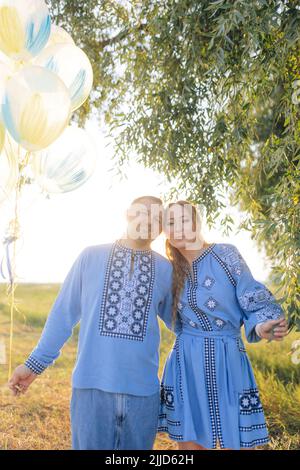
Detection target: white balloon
<box><xmin>32</xmin><ymin>125</ymin><xmax>96</xmax><ymax>194</ymax></box>
<box><xmin>34</xmin><ymin>43</ymin><xmax>93</xmax><ymax>111</ymax></box>
<box><xmin>46</xmin><ymin>25</ymin><xmax>75</xmax><ymax>47</ymax></box>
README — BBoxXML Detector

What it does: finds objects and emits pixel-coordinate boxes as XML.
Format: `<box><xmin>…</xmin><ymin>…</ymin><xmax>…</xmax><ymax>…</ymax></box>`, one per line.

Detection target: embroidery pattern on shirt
<box><xmin>99</xmin><ymin>243</ymin><xmax>154</xmax><ymax>341</ymax></box>
<box><xmin>24</xmin><ymin>356</ymin><xmax>46</xmax><ymax>375</ymax></box>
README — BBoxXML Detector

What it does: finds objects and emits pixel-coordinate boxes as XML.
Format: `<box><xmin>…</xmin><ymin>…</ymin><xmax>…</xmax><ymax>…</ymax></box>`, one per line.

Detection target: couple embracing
<box><xmin>8</xmin><ymin>196</ymin><xmax>288</xmax><ymax>450</ymax></box>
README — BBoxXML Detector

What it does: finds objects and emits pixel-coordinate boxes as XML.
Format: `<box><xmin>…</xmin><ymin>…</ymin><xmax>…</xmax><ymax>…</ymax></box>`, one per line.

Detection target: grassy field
<box><xmin>0</xmin><ymin>284</ymin><xmax>299</xmax><ymax>450</ymax></box>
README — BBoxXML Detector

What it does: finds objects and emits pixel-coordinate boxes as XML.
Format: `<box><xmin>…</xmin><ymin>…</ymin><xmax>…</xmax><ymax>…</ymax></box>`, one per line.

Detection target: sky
<box><xmin>0</xmin><ymin>117</ymin><xmax>272</xmax><ymax>284</ymax></box>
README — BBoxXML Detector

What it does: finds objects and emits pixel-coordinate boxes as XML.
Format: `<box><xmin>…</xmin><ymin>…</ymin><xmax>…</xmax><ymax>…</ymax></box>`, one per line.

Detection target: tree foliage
<box><xmin>47</xmin><ymin>0</ymin><xmax>300</xmax><ymax>328</ymax></box>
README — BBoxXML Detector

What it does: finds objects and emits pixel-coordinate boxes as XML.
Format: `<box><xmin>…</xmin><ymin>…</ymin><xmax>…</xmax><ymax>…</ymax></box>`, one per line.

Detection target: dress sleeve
<box><xmin>221</xmin><ymin>244</ymin><xmax>285</xmax><ymax>343</ymax></box>
<box><xmin>24</xmin><ymin>247</ymin><xmax>88</xmax><ymax>374</ymax></box>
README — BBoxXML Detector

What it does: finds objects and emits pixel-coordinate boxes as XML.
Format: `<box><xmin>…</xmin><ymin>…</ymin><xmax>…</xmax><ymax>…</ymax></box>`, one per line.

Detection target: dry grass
<box><xmin>0</xmin><ymin>284</ymin><xmax>299</xmax><ymax>450</ymax></box>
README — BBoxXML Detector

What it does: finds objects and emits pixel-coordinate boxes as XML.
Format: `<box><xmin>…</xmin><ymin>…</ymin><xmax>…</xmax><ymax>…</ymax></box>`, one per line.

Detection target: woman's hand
<box><xmin>8</xmin><ymin>364</ymin><xmax>38</xmax><ymax>396</ymax></box>
<box><xmin>256</xmin><ymin>317</ymin><xmax>289</xmax><ymax>341</ymax></box>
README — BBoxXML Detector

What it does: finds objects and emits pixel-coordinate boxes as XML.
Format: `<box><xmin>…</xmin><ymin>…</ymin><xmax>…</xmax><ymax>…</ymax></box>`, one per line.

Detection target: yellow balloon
<box><xmin>34</xmin><ymin>43</ymin><xmax>93</xmax><ymax>111</ymax></box>
<box><xmin>0</xmin><ymin>0</ymin><xmax>51</xmax><ymax>61</ymax></box>
<box><xmin>2</xmin><ymin>65</ymin><xmax>71</xmax><ymax>152</ymax></box>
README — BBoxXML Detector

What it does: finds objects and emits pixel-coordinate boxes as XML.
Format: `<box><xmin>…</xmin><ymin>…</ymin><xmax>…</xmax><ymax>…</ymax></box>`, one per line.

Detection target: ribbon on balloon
<box><xmin>0</xmin><ymin>233</ymin><xmax>17</xmax><ymax>288</ymax></box>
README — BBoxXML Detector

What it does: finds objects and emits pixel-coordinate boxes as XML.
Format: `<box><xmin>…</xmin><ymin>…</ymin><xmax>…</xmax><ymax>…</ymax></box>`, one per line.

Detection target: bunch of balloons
<box><xmin>0</xmin><ymin>0</ymin><xmax>96</xmax><ymax>378</ymax></box>
<box><xmin>0</xmin><ymin>0</ymin><xmax>95</xmax><ymax>200</ymax></box>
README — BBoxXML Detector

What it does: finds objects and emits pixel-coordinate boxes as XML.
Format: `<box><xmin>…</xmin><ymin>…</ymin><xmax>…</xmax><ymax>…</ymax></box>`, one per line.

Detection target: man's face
<box><xmin>126</xmin><ymin>199</ymin><xmax>163</xmax><ymax>242</ymax></box>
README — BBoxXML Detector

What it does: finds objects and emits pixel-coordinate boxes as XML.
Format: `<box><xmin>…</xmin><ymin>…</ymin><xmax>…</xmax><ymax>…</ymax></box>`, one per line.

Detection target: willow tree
<box><xmin>47</xmin><ymin>0</ymin><xmax>300</xmax><ymax>328</ymax></box>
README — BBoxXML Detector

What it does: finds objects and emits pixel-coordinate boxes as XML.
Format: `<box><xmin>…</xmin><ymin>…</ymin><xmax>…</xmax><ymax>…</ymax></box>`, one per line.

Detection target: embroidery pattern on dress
<box><xmin>202</xmin><ymin>275</ymin><xmax>215</xmax><ymax>290</ymax></box>
<box><xmin>213</xmin><ymin>317</ymin><xmax>227</xmax><ymax>330</ymax></box>
<box><xmin>157</xmin><ymin>427</ymin><xmax>183</xmax><ymax>440</ymax></box>
<box><xmin>239</xmin><ymin>423</ymin><xmax>267</xmax><ymax>432</ymax></box>
<box><xmin>204</xmin><ymin>338</ymin><xmax>225</xmax><ymax>449</ymax></box>
<box><xmin>188</xmin><ymin>285</ymin><xmax>212</xmax><ymax>330</ymax></box>
<box><xmin>254</xmin><ymin>304</ymin><xmax>283</xmax><ymax>322</ymax></box>
<box><xmin>159</xmin><ymin>384</ymin><xmax>183</xmax><ymax>440</ymax></box>
<box><xmin>219</xmin><ymin>244</ymin><xmax>245</xmax><ymax>276</ymax></box>
<box><xmin>211</xmin><ymin>244</ymin><xmax>246</xmax><ymax>286</ymax></box>
<box><xmin>183</xmin><ymin>244</ymin><xmax>216</xmax><ymax>332</ymax></box>
<box><xmin>238</xmin><ymin>287</ymin><xmax>274</xmax><ymax>311</ymax></box>
<box><xmin>177</xmin><ymin>301</ymin><xmax>184</xmax><ymax>315</ymax></box>
<box><xmin>204</xmin><ymin>296</ymin><xmax>219</xmax><ymax>312</ymax></box>
<box><xmin>240</xmin><ymin>437</ymin><xmax>269</xmax><ymax>448</ymax></box>
<box><xmin>238</xmin><ymin>286</ymin><xmax>283</xmax><ymax>322</ymax></box>
<box><xmin>210</xmin><ymin>339</ymin><xmax>225</xmax><ymax>448</ymax></box>
<box><xmin>99</xmin><ymin>243</ymin><xmax>154</xmax><ymax>341</ymax></box>
<box><xmin>175</xmin><ymin>336</ymin><xmax>184</xmax><ymax>401</ymax></box>
<box><xmin>238</xmin><ymin>388</ymin><xmax>269</xmax><ymax>447</ymax></box>
<box><xmin>161</xmin><ymin>384</ymin><xmax>175</xmax><ymax>410</ymax></box>
<box><xmin>239</xmin><ymin>388</ymin><xmax>263</xmax><ymax>415</ymax></box>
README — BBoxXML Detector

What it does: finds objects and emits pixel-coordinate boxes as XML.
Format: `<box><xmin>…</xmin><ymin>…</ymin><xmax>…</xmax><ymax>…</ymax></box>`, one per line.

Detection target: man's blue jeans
<box><xmin>70</xmin><ymin>388</ymin><xmax>160</xmax><ymax>450</ymax></box>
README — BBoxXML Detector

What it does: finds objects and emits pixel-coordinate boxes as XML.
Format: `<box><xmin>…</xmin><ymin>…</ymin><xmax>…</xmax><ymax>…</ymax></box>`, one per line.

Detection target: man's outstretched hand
<box><xmin>8</xmin><ymin>365</ymin><xmax>38</xmax><ymax>396</ymax></box>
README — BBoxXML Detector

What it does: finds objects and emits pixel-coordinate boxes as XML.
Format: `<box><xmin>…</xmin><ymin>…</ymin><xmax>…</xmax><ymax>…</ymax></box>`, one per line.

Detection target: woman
<box><xmin>158</xmin><ymin>200</ymin><xmax>288</xmax><ymax>450</ymax></box>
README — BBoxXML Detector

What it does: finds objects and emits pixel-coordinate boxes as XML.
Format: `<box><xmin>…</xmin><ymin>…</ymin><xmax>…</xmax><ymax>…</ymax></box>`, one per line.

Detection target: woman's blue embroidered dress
<box><xmin>158</xmin><ymin>243</ymin><xmax>284</xmax><ymax>449</ymax></box>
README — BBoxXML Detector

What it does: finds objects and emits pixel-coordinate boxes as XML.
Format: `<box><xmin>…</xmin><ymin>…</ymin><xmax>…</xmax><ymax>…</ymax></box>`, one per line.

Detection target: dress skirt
<box><xmin>158</xmin><ymin>325</ymin><xmax>269</xmax><ymax>449</ymax></box>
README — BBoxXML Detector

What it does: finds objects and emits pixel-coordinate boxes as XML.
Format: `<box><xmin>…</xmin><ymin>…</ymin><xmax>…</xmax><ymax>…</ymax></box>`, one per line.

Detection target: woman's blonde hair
<box><xmin>165</xmin><ymin>200</ymin><xmax>207</xmax><ymax>324</ymax></box>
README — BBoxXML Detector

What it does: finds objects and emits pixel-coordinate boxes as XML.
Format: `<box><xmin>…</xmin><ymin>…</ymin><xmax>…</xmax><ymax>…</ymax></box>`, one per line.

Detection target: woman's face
<box><xmin>164</xmin><ymin>203</ymin><xmax>199</xmax><ymax>249</ymax></box>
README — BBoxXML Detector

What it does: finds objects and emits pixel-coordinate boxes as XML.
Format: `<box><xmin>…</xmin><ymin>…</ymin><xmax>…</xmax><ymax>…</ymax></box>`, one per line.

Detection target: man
<box><xmin>9</xmin><ymin>196</ymin><xmax>180</xmax><ymax>450</ymax></box>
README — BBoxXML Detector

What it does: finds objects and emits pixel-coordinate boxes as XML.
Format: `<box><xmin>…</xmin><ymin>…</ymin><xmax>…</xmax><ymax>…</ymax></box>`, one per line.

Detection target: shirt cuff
<box><xmin>24</xmin><ymin>355</ymin><xmax>48</xmax><ymax>375</ymax></box>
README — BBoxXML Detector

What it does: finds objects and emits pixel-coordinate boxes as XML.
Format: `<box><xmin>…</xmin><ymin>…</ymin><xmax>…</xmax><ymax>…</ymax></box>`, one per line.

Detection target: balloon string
<box><xmin>6</xmin><ymin>147</ymin><xmax>31</xmax><ymax>380</ymax></box>
<box><xmin>7</xmin><ymin>174</ymin><xmax>20</xmax><ymax>380</ymax></box>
